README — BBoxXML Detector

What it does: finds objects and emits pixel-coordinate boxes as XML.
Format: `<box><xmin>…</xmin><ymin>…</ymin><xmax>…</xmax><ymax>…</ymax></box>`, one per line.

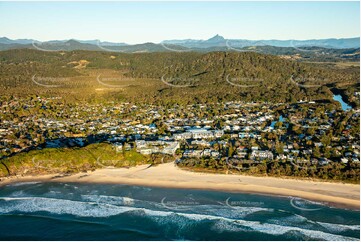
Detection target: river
<box><xmin>333</xmin><ymin>94</ymin><xmax>352</xmax><ymax>111</ymax></box>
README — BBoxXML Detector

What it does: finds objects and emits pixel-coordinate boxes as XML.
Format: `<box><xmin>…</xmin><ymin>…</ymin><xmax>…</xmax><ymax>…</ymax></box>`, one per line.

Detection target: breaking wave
<box><xmin>0</xmin><ymin>195</ymin><xmax>358</xmax><ymax>241</ymax></box>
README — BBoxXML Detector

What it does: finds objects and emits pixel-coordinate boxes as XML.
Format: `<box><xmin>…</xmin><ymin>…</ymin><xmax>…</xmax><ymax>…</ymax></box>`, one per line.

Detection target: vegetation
<box><xmin>0</xmin><ymin>49</ymin><xmax>359</xmax><ymax>106</ymax></box>
<box><xmin>0</xmin><ymin>143</ymin><xmax>171</xmax><ymax>177</ymax></box>
<box><xmin>178</xmin><ymin>158</ymin><xmax>360</xmax><ymax>183</ymax></box>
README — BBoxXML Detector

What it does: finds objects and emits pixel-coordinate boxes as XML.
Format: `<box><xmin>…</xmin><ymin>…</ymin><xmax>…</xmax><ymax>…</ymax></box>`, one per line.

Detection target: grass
<box><xmin>0</xmin><ymin>143</ymin><xmax>150</xmax><ymax>177</ymax></box>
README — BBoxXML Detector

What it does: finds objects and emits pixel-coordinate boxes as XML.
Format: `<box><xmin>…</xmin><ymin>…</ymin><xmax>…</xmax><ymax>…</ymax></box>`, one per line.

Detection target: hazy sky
<box><xmin>0</xmin><ymin>1</ymin><xmax>359</xmax><ymax>44</ymax></box>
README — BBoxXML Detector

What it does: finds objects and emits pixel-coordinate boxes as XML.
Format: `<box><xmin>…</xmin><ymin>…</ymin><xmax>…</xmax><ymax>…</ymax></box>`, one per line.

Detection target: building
<box><xmin>113</xmin><ymin>142</ymin><xmax>123</xmax><ymax>153</ymax></box>
<box><xmin>250</xmin><ymin>150</ymin><xmax>274</xmax><ymax>160</ymax></box>
<box><xmin>188</xmin><ymin>128</ymin><xmax>213</xmax><ymax>139</ymax></box>
<box><xmin>136</xmin><ymin>140</ymin><xmax>180</xmax><ymax>155</ymax></box>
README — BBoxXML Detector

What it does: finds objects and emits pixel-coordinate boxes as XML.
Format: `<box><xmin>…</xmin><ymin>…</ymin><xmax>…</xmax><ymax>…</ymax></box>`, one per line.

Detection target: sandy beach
<box><xmin>0</xmin><ymin>162</ymin><xmax>359</xmax><ymax>210</ymax></box>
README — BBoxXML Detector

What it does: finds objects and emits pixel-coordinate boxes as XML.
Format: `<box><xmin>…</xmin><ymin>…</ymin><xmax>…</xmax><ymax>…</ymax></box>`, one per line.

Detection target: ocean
<box><xmin>0</xmin><ymin>182</ymin><xmax>359</xmax><ymax>241</ymax></box>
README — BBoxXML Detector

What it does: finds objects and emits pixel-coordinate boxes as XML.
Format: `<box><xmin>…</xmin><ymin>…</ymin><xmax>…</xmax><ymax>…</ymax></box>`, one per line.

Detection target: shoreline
<box><xmin>1</xmin><ymin>163</ymin><xmax>359</xmax><ymax>210</ymax></box>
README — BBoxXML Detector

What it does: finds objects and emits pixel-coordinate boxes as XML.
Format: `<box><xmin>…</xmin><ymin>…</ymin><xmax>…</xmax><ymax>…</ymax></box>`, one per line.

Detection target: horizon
<box><xmin>0</xmin><ymin>1</ymin><xmax>360</xmax><ymax>44</ymax></box>
<box><xmin>1</xmin><ymin>34</ymin><xmax>360</xmax><ymax>45</ymax></box>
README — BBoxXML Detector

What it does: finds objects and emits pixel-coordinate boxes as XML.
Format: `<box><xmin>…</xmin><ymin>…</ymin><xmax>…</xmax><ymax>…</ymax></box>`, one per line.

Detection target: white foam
<box><xmin>154</xmin><ymin>209</ymin><xmax>359</xmax><ymax>241</ymax></box>
<box><xmin>177</xmin><ymin>211</ymin><xmax>358</xmax><ymax>241</ymax></box>
<box><xmin>82</xmin><ymin>194</ymin><xmax>135</xmax><ymax>206</ymax></box>
<box><xmin>212</xmin><ymin>219</ymin><xmax>250</xmax><ymax>233</ymax></box>
<box><xmin>268</xmin><ymin>213</ymin><xmax>359</xmax><ymax>234</ymax></box>
<box><xmin>0</xmin><ymin>197</ymin><xmax>31</xmax><ymax>201</ymax></box>
<box><xmin>81</xmin><ymin>194</ymin><xmax>271</xmax><ymax>219</ymax></box>
<box><xmin>234</xmin><ymin>220</ymin><xmax>358</xmax><ymax>241</ymax></box>
<box><xmin>9</xmin><ymin>190</ymin><xmax>25</xmax><ymax>197</ymax></box>
<box><xmin>317</xmin><ymin>222</ymin><xmax>360</xmax><ymax>233</ymax></box>
<box><xmin>266</xmin><ymin>214</ymin><xmax>312</xmax><ymax>227</ymax></box>
<box><xmin>0</xmin><ymin>196</ymin><xmax>358</xmax><ymax>241</ymax></box>
<box><xmin>6</xmin><ymin>182</ymin><xmax>41</xmax><ymax>187</ymax></box>
<box><xmin>0</xmin><ymin>196</ymin><xmax>135</xmax><ymax>217</ymax></box>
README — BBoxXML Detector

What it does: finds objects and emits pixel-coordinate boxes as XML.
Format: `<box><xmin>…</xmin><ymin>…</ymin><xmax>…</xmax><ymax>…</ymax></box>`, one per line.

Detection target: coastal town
<box><xmin>0</xmin><ymin>1</ymin><xmax>360</xmax><ymax>241</ymax></box>
<box><xmin>1</xmin><ymin>95</ymin><xmax>359</xmax><ymax>173</ymax></box>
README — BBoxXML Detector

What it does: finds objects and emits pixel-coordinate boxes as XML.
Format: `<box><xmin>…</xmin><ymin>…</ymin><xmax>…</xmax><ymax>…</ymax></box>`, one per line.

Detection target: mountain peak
<box><xmin>206</xmin><ymin>34</ymin><xmax>225</xmax><ymax>42</ymax></box>
<box><xmin>66</xmin><ymin>39</ymin><xmax>81</xmax><ymax>44</ymax></box>
<box><xmin>0</xmin><ymin>37</ymin><xmax>12</xmax><ymax>44</ymax></box>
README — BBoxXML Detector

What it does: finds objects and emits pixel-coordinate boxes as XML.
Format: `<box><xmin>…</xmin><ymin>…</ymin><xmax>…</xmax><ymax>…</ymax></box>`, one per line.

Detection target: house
<box><xmin>302</xmin><ymin>149</ymin><xmax>312</xmax><ymax>155</ymax></box>
<box><xmin>183</xmin><ymin>149</ymin><xmax>203</xmax><ymax>158</ymax></box>
<box><xmin>341</xmin><ymin>157</ymin><xmax>348</xmax><ymax>164</ymax></box>
<box><xmin>250</xmin><ymin>150</ymin><xmax>273</xmax><ymax>160</ymax></box>
<box><xmin>173</xmin><ymin>132</ymin><xmax>192</xmax><ymax>140</ymax></box>
<box><xmin>136</xmin><ymin>140</ymin><xmax>180</xmax><ymax>155</ymax></box>
<box><xmin>191</xmin><ymin>140</ymin><xmax>210</xmax><ymax>147</ymax></box>
<box><xmin>202</xmin><ymin>149</ymin><xmax>211</xmax><ymax>157</ymax></box>
<box><xmin>135</xmin><ymin>140</ymin><xmax>147</xmax><ymax>149</ymax></box>
<box><xmin>189</xmin><ymin>128</ymin><xmax>213</xmax><ymax>139</ymax></box>
<box><xmin>277</xmin><ymin>154</ymin><xmax>287</xmax><ymax>160</ymax></box>
<box><xmin>162</xmin><ymin>142</ymin><xmax>180</xmax><ymax>155</ymax></box>
<box><xmin>319</xmin><ymin>158</ymin><xmax>332</xmax><ymax>165</ymax></box>
<box><xmin>214</xmin><ymin>130</ymin><xmax>224</xmax><ymax>138</ymax></box>
<box><xmin>139</xmin><ymin>148</ymin><xmax>153</xmax><ymax>155</ymax></box>
<box><xmin>211</xmin><ymin>151</ymin><xmax>220</xmax><ymax>157</ymax></box>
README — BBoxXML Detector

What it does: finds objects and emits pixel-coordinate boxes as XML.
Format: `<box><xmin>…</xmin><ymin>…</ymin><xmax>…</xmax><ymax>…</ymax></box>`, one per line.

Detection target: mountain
<box><xmin>2</xmin><ymin>35</ymin><xmax>359</xmax><ymax>50</ymax></box>
<box><xmin>30</xmin><ymin>39</ymin><xmax>104</xmax><ymax>51</ymax></box>
<box><xmin>0</xmin><ymin>37</ymin><xmax>128</xmax><ymax>46</ymax></box>
<box><xmin>204</xmin><ymin>34</ymin><xmax>225</xmax><ymax>45</ymax></box>
<box><xmin>0</xmin><ymin>38</ymin><xmax>189</xmax><ymax>53</ymax></box>
<box><xmin>0</xmin><ymin>36</ymin><xmax>359</xmax><ymax>62</ymax></box>
<box><xmin>162</xmin><ymin>35</ymin><xmax>360</xmax><ymax>49</ymax></box>
<box><xmin>162</xmin><ymin>34</ymin><xmax>227</xmax><ymax>48</ymax></box>
<box><xmin>0</xmin><ymin>37</ymin><xmax>35</xmax><ymax>45</ymax></box>
<box><xmin>259</xmin><ymin>38</ymin><xmax>360</xmax><ymax>49</ymax></box>
<box><xmin>76</xmin><ymin>40</ymin><xmax>128</xmax><ymax>46</ymax></box>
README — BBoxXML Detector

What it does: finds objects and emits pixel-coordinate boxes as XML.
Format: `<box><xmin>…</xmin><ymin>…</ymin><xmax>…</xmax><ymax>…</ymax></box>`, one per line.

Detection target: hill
<box><xmin>0</xmin><ymin>49</ymin><xmax>359</xmax><ymax>105</ymax></box>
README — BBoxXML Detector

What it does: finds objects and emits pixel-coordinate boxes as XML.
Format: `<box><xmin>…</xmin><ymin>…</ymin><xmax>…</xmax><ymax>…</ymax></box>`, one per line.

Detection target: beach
<box><xmin>0</xmin><ymin>162</ymin><xmax>359</xmax><ymax>210</ymax></box>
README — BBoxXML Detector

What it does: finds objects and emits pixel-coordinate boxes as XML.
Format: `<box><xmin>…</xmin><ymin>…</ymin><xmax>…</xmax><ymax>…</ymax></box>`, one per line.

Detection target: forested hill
<box><xmin>0</xmin><ymin>49</ymin><xmax>359</xmax><ymax>105</ymax></box>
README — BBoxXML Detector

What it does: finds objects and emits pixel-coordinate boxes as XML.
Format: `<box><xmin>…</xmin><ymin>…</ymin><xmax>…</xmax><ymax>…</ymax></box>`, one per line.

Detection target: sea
<box><xmin>0</xmin><ymin>182</ymin><xmax>359</xmax><ymax>241</ymax></box>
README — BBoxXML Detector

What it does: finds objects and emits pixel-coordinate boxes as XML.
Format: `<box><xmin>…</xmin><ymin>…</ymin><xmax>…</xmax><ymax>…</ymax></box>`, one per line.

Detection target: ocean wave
<box><xmin>8</xmin><ymin>190</ymin><xmax>26</xmax><ymax>197</ymax></box>
<box><xmin>82</xmin><ymin>194</ymin><xmax>272</xmax><ymax>219</ymax></box>
<box><xmin>265</xmin><ymin>212</ymin><xmax>360</xmax><ymax>236</ymax></box>
<box><xmin>0</xmin><ymin>196</ymin><xmax>136</xmax><ymax>217</ymax></box>
<box><xmin>290</xmin><ymin>197</ymin><xmax>324</xmax><ymax>211</ymax></box>
<box><xmin>211</xmin><ymin>219</ymin><xmax>358</xmax><ymax>241</ymax></box>
<box><xmin>6</xmin><ymin>182</ymin><xmax>41</xmax><ymax>187</ymax></box>
<box><xmin>317</xmin><ymin>222</ymin><xmax>360</xmax><ymax>233</ymax></box>
<box><xmin>81</xmin><ymin>194</ymin><xmax>135</xmax><ymax>206</ymax></box>
<box><xmin>150</xmin><ymin>209</ymin><xmax>359</xmax><ymax>241</ymax></box>
<box><xmin>265</xmin><ymin>213</ymin><xmax>316</xmax><ymax>228</ymax></box>
<box><xmin>0</xmin><ymin>196</ymin><xmax>358</xmax><ymax>241</ymax></box>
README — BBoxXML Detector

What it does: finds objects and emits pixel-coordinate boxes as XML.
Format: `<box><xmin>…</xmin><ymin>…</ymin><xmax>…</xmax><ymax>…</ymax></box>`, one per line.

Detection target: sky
<box><xmin>0</xmin><ymin>1</ymin><xmax>359</xmax><ymax>44</ymax></box>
